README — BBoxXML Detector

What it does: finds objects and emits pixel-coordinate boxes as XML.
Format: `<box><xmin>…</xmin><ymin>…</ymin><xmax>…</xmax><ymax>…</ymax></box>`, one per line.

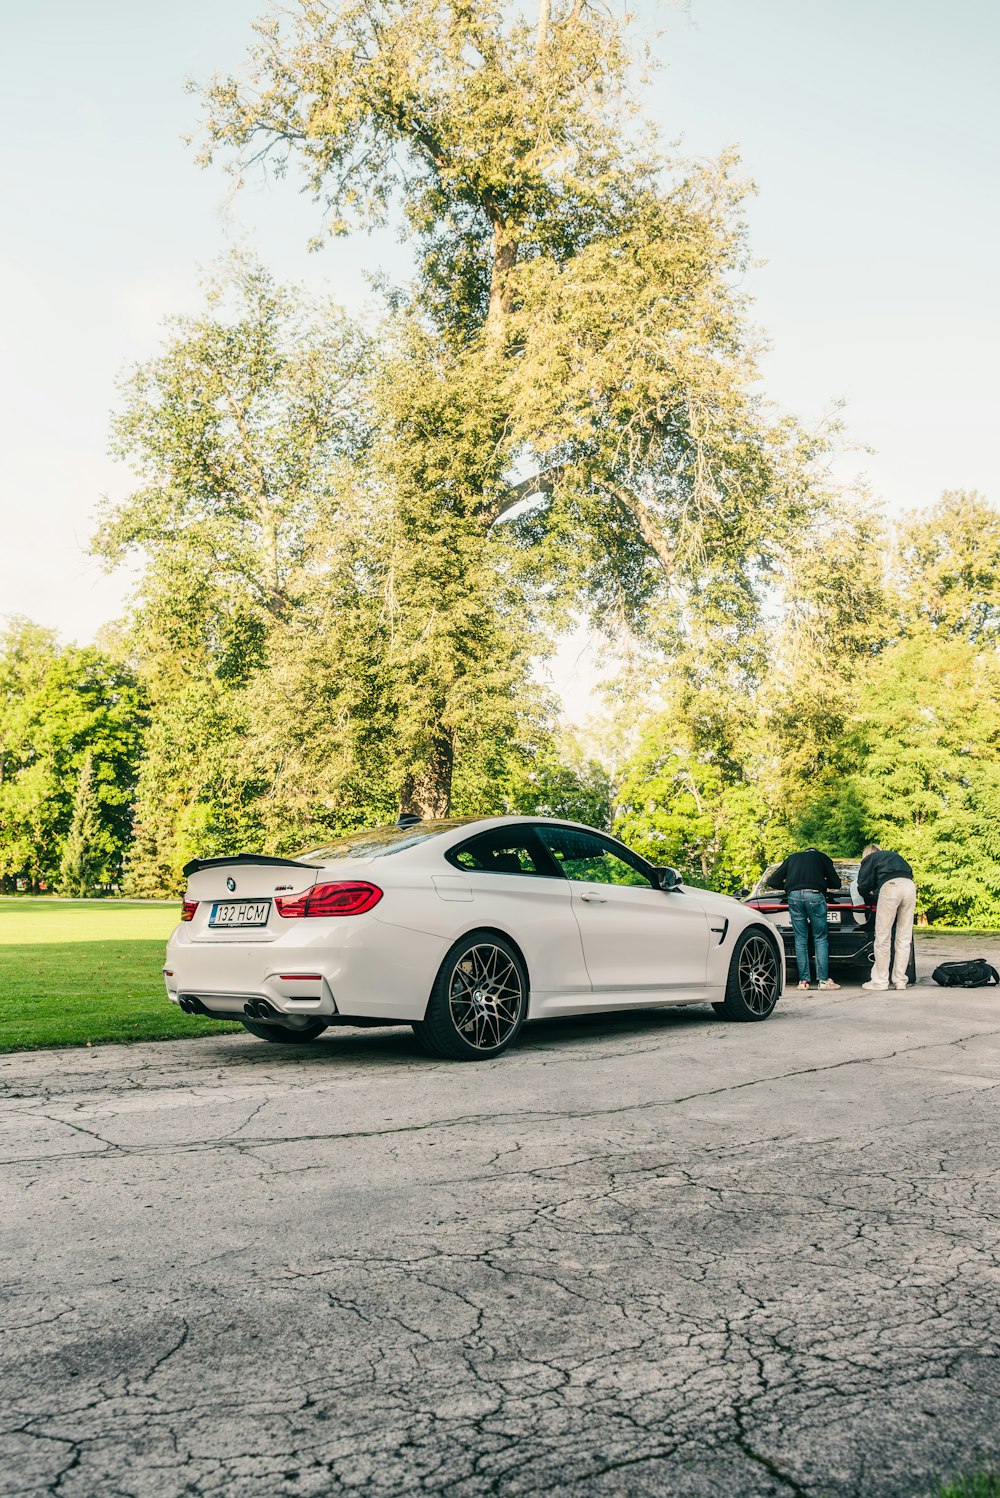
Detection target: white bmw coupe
<box><xmin>164</xmin><ymin>816</ymin><xmax>784</xmax><ymax>1060</ymax></box>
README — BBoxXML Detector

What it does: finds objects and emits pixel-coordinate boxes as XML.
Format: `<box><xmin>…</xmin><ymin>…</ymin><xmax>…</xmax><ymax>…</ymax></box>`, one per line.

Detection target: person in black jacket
<box><xmin>857</xmin><ymin>845</ymin><xmax>917</xmax><ymax>990</ymax></box>
<box><xmin>771</xmin><ymin>848</ymin><xmax>842</xmax><ymax>990</ymax></box>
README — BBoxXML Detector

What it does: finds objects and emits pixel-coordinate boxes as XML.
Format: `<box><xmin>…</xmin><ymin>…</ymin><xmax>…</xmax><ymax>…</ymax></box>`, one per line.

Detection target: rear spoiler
<box><xmin>181</xmin><ymin>853</ymin><xmax>321</xmax><ymax>877</ymax></box>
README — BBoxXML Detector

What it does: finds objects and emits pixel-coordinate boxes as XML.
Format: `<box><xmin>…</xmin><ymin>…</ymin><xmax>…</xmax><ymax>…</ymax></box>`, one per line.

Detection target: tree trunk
<box><xmin>536</xmin><ymin>0</ymin><xmax>551</xmax><ymax>52</ymax></box>
<box><xmin>485</xmin><ymin>227</ymin><xmax>518</xmax><ymax>345</ymax></box>
<box><xmin>398</xmin><ymin>731</ymin><xmax>454</xmax><ymax>820</ymax></box>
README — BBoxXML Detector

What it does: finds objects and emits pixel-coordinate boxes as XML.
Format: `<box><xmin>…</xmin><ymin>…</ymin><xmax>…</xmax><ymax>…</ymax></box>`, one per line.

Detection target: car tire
<box><xmin>413</xmin><ymin>931</ymin><xmax>529</xmax><ymax>1061</ymax></box>
<box><xmin>241</xmin><ymin>1019</ymin><xmax>328</xmax><ymax>1043</ymax></box>
<box><xmin>713</xmin><ymin>928</ymin><xmax>782</xmax><ymax>1022</ymax></box>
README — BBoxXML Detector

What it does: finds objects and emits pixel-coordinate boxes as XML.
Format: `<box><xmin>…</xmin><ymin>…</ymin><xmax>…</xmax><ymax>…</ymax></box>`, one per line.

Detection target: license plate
<box><xmin>827</xmin><ymin>910</ymin><xmax>841</xmax><ymax>925</ymax></box>
<box><xmin>209</xmin><ymin>901</ymin><xmax>271</xmax><ymax>928</ymax></box>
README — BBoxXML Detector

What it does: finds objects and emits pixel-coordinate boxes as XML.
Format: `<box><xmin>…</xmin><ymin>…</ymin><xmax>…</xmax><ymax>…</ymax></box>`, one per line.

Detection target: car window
<box><xmin>447</xmin><ymin>828</ymin><xmax>557</xmax><ymax>878</ymax></box>
<box><xmin>534</xmin><ymin>826</ymin><xmax>654</xmax><ymax>888</ymax></box>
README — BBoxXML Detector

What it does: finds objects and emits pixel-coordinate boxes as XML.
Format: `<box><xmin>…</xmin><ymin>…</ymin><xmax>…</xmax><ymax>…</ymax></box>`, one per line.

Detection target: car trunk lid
<box><xmin>183</xmin><ymin>855</ymin><xmax>321</xmax><ymax>904</ymax></box>
<box><xmin>182</xmin><ymin>856</ymin><xmax>321</xmax><ymax>943</ymax></box>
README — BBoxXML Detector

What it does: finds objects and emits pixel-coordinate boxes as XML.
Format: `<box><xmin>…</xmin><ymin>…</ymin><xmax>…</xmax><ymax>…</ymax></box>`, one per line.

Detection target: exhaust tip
<box><xmin>244</xmin><ymin>999</ymin><xmax>277</xmax><ymax>1021</ymax></box>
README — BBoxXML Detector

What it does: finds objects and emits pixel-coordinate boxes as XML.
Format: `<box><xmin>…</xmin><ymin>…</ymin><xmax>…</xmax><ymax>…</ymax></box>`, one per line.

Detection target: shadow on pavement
<box><xmin>206</xmin><ymin>1001</ymin><xmax>730</xmax><ymax>1068</ymax></box>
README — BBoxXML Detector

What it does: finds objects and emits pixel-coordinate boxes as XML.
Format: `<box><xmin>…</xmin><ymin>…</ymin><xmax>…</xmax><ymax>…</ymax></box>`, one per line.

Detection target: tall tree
<box><xmin>895</xmin><ymin>490</ymin><xmax>1000</xmax><ymax>644</ymax></box>
<box><xmin>0</xmin><ymin>619</ymin><xmax>60</xmax><ymax>890</ymax></box>
<box><xmin>98</xmin><ymin>257</ymin><xmax>553</xmax><ymax>885</ymax></box>
<box><xmin>59</xmin><ymin>753</ymin><xmax>105</xmax><ymax>896</ymax></box>
<box><xmin>799</xmin><ymin>632</ymin><xmax>1000</xmax><ymax>925</ymax></box>
<box><xmin>98</xmin><ymin>255</ymin><xmax>370</xmax><ymax>657</ymax></box>
<box><xmin>95</xmin><ymin>258</ymin><xmax>373</xmax><ymax>890</ymax></box>
<box><xmin>0</xmin><ymin>620</ymin><xmax>145</xmax><ymax>890</ymax></box>
<box><xmin>762</xmin><ymin>500</ymin><xmax>894</xmax><ymax>823</ymax></box>
<box><xmin>199</xmin><ymin>0</ymin><xmax>832</xmax><ymax>812</ymax></box>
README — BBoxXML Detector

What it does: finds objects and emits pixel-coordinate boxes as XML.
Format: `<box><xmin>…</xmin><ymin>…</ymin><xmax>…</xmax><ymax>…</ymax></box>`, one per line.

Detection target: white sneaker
<box><xmin>892</xmin><ymin>982</ymin><xmax>909</xmax><ymax>990</ymax></box>
<box><xmin>862</xmin><ymin>980</ymin><xmax>889</xmax><ymax>991</ymax></box>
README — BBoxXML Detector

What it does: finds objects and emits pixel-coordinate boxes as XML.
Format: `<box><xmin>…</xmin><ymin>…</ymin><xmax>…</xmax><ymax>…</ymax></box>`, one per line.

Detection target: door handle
<box><xmin>580</xmin><ymin>892</ymin><xmax>608</xmax><ymax>903</ymax></box>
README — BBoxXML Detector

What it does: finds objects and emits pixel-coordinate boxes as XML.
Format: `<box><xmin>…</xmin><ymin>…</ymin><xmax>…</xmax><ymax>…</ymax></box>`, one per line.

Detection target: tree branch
<box><xmin>599</xmin><ymin>479</ymin><xmax>675</xmax><ymax>579</ymax></box>
<box><xmin>488</xmin><ymin>466</ymin><xmax>563</xmax><ymax>525</ymax></box>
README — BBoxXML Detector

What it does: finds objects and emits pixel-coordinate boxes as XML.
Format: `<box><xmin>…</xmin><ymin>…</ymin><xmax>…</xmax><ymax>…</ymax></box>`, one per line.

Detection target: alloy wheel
<box><xmin>448</xmin><ymin>943</ymin><xmax>525</xmax><ymax>1052</ymax></box>
<box><xmin>738</xmin><ymin>935</ymin><xmax>780</xmax><ymax>1015</ymax></box>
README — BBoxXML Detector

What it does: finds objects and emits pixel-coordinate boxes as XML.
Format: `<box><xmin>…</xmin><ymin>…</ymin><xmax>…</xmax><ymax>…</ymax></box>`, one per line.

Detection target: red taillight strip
<box><xmin>279</xmin><ymin>974</ymin><xmax>323</xmax><ymax>981</ymax></box>
<box><xmin>275</xmin><ymin>881</ymin><xmax>383</xmax><ymax>918</ymax></box>
<box><xmin>180</xmin><ymin>899</ymin><xmax>198</xmax><ymax>922</ymax></box>
<box><xmin>749</xmin><ymin>900</ymin><xmax>875</xmax><ymax>912</ymax></box>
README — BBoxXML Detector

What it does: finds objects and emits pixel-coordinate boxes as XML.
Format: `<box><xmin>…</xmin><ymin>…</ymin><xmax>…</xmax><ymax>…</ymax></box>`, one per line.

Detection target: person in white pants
<box><xmin>857</xmin><ymin>844</ymin><xmax>918</xmax><ymax>990</ymax></box>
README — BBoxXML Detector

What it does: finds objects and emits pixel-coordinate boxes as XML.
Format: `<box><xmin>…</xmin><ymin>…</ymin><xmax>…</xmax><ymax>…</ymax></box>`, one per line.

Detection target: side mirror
<box><xmin>655</xmin><ymin>866</ymin><xmax>683</xmax><ymax>891</ymax></box>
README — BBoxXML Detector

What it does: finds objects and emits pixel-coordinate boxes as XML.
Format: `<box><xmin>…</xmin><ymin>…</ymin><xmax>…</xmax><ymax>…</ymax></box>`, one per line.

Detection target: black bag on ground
<box><xmin>931</xmin><ymin>959</ymin><xmax>1000</xmax><ymax>988</ymax></box>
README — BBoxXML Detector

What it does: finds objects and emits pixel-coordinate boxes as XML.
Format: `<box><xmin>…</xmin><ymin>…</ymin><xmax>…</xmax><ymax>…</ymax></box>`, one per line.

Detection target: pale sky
<box><xmin>2</xmin><ymin>0</ymin><xmax>998</xmax><ymax>716</ymax></box>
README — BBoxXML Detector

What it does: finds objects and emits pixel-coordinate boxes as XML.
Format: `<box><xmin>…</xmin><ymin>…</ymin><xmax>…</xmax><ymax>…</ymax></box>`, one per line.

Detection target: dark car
<box><xmin>744</xmin><ymin>859</ymin><xmax>916</xmax><ymax>984</ymax></box>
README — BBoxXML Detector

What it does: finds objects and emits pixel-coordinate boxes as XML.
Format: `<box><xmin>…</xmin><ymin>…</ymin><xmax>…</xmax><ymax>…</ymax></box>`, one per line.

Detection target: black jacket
<box><xmin>858</xmin><ymin>849</ymin><xmax>914</xmax><ymax>903</ymax></box>
<box><xmin>771</xmin><ymin>849</ymin><xmax>841</xmax><ymax>895</ymax></box>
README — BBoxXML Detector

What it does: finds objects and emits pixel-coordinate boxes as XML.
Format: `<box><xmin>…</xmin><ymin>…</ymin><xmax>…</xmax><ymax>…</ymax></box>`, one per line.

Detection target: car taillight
<box><xmin>275</xmin><ymin>881</ymin><xmax>383</xmax><ymax>918</ymax></box>
<box><xmin>180</xmin><ymin>898</ymin><xmax>198</xmax><ymax>922</ymax></box>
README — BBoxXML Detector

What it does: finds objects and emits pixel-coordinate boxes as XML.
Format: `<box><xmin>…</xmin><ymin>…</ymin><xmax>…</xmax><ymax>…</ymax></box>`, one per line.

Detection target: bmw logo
<box><xmin>226</xmin><ymin>877</ymin><xmax>236</xmax><ymax>892</ymax></box>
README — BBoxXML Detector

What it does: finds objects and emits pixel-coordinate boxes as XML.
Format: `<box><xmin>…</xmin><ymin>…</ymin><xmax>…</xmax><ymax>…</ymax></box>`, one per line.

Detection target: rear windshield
<box><xmin>760</xmin><ymin>861</ymin><xmax>859</xmax><ymax>892</ymax></box>
<box><xmin>295</xmin><ymin>820</ymin><xmax>473</xmax><ymax>863</ymax></box>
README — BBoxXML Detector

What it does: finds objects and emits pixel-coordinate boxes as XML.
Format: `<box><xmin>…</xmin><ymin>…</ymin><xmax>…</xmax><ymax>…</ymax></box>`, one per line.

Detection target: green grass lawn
<box><xmin>935</xmin><ymin>1473</ymin><xmax>1000</xmax><ymax>1497</ymax></box>
<box><xmin>915</xmin><ymin>928</ymin><xmax>1000</xmax><ymax>939</ymax></box>
<box><xmin>0</xmin><ymin>897</ymin><xmax>241</xmax><ymax>1052</ymax></box>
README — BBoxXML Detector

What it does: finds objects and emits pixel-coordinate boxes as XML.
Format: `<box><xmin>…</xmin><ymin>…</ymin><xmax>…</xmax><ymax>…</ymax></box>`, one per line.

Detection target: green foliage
<box><xmin>614</xmin><ymin>707</ymin><xmax>786</xmax><ymax>893</ymax></box>
<box><xmin>503</xmin><ymin>739</ymin><xmax>613</xmax><ymax>829</ymax></box>
<box><xmin>199</xmin><ymin>1</ymin><xmax>839</xmax><ymax>812</ymax></box>
<box><xmin>95</xmin><ymin>259</ymin><xmax>558</xmax><ymax>887</ymax></box>
<box><xmin>369</xmin><ymin>322</ymin><xmax>557</xmax><ymax>817</ymax></box>
<box><xmin>59</xmin><ymin>754</ymin><xmax>105</xmax><ymax>897</ymax></box>
<box><xmin>120</xmin><ymin>673</ymin><xmax>265</xmax><ymax>897</ymax></box>
<box><xmin>99</xmin><ymin>255</ymin><xmax>370</xmax><ymax>639</ymax></box>
<box><xmin>608</xmin><ymin>493</ymin><xmax>1000</xmax><ymax>921</ymax></box>
<box><xmin>759</xmin><ymin>500</ymin><xmax>895</xmax><ymax>825</ymax></box>
<box><xmin>897</xmin><ymin>490</ymin><xmax>1000</xmax><ymax>644</ymax></box>
<box><xmin>95</xmin><ymin>259</ymin><xmax>379</xmax><ymax>891</ymax></box>
<box><xmin>800</xmin><ymin>633</ymin><xmax>1000</xmax><ymax>925</ymax></box>
<box><xmin>933</xmin><ymin>1471</ymin><xmax>1000</xmax><ymax>1498</ymax></box>
<box><xmin>199</xmin><ymin>1</ymin><xmax>636</xmax><ymax>322</ymax></box>
<box><xmin>0</xmin><ymin>619</ymin><xmax>146</xmax><ymax>890</ymax></box>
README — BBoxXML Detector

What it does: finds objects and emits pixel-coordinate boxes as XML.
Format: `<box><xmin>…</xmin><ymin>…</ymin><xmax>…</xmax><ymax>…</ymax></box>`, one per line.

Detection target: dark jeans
<box><xmin>788</xmin><ymin>889</ymin><xmax>829</xmax><ymax>983</ymax></box>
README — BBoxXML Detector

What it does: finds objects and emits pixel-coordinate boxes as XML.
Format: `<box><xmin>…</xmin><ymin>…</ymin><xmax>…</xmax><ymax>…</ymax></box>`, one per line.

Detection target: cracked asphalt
<box><xmin>3</xmin><ymin>945</ymin><xmax>1000</xmax><ymax>1498</ymax></box>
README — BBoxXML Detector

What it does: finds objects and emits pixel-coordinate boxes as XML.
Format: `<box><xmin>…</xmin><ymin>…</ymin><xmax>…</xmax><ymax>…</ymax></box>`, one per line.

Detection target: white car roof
<box><xmin>297</xmin><ymin>815</ymin><xmax>629</xmax><ymax>867</ymax></box>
